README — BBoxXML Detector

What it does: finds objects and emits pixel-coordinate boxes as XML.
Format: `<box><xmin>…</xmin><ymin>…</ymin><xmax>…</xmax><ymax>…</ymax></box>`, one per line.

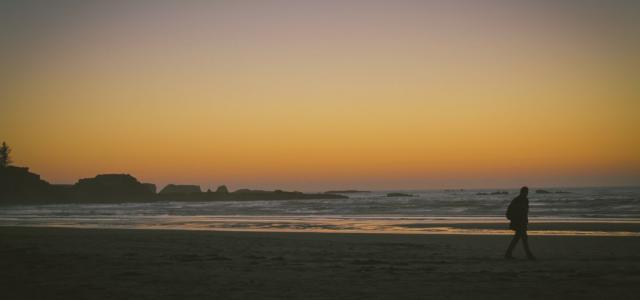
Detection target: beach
<box><xmin>4</xmin><ymin>1</ymin><xmax>639</xmax><ymax>299</ymax></box>
<box><xmin>2</xmin><ymin>227</ymin><xmax>639</xmax><ymax>299</ymax></box>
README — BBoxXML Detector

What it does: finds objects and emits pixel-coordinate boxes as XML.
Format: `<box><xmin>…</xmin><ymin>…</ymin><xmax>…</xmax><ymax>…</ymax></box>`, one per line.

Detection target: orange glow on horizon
<box><xmin>2</xmin><ymin>1</ymin><xmax>639</xmax><ymax>190</ymax></box>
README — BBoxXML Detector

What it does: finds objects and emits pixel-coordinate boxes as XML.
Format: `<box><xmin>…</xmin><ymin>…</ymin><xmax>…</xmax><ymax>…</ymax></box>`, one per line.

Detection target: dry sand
<box><xmin>1</xmin><ymin>226</ymin><xmax>639</xmax><ymax>299</ymax></box>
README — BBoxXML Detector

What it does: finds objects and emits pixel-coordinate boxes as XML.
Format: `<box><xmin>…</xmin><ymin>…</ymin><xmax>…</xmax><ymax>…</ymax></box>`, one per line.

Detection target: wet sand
<box><xmin>1</xmin><ymin>226</ymin><xmax>640</xmax><ymax>299</ymax></box>
<box><xmin>3</xmin><ymin>216</ymin><xmax>640</xmax><ymax>236</ymax></box>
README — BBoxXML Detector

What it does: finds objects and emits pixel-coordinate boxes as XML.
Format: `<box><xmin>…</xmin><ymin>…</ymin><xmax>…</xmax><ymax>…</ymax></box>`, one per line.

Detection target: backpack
<box><xmin>506</xmin><ymin>199</ymin><xmax>515</xmax><ymax>220</ymax></box>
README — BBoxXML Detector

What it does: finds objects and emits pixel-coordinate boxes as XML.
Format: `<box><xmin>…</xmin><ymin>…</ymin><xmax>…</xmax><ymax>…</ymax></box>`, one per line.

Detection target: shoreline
<box><xmin>2</xmin><ymin>225</ymin><xmax>639</xmax><ymax>237</ymax></box>
<box><xmin>2</xmin><ymin>217</ymin><xmax>640</xmax><ymax>237</ymax></box>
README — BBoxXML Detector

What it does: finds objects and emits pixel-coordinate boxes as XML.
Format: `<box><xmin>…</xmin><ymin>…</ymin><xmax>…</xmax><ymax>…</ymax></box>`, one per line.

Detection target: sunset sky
<box><xmin>2</xmin><ymin>0</ymin><xmax>639</xmax><ymax>191</ymax></box>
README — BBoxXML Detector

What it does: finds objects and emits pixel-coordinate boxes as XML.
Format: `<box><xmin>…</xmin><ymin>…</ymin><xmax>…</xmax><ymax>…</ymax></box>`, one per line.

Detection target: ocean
<box><xmin>1</xmin><ymin>187</ymin><xmax>639</xmax><ymax>236</ymax></box>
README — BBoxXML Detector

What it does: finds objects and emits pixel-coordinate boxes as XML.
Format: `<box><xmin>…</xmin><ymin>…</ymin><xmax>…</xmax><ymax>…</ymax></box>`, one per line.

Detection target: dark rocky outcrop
<box><xmin>216</xmin><ymin>185</ymin><xmax>229</xmax><ymax>194</ymax></box>
<box><xmin>0</xmin><ymin>166</ymin><xmax>58</xmax><ymax>203</ymax></box>
<box><xmin>159</xmin><ymin>184</ymin><xmax>201</xmax><ymax>195</ymax></box>
<box><xmin>142</xmin><ymin>183</ymin><xmax>157</xmax><ymax>194</ymax></box>
<box><xmin>324</xmin><ymin>190</ymin><xmax>370</xmax><ymax>194</ymax></box>
<box><xmin>73</xmin><ymin>174</ymin><xmax>155</xmax><ymax>202</ymax></box>
<box><xmin>234</xmin><ymin>189</ymin><xmax>269</xmax><ymax>193</ymax></box>
<box><xmin>1</xmin><ymin>166</ymin><xmax>348</xmax><ymax>205</ymax></box>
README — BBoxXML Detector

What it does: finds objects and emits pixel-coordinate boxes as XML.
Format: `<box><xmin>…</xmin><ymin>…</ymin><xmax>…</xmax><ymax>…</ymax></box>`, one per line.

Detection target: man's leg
<box><xmin>521</xmin><ymin>230</ymin><xmax>536</xmax><ymax>260</ymax></box>
<box><xmin>505</xmin><ymin>231</ymin><xmax>520</xmax><ymax>258</ymax></box>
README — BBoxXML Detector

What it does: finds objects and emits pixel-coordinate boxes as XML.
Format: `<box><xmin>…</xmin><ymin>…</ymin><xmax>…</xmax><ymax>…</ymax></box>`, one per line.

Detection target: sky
<box><xmin>1</xmin><ymin>0</ymin><xmax>639</xmax><ymax>191</ymax></box>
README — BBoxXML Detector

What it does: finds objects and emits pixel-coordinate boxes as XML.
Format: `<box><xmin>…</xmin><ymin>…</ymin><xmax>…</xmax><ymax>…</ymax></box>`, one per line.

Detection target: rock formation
<box><xmin>73</xmin><ymin>174</ymin><xmax>155</xmax><ymax>201</ymax></box>
<box><xmin>0</xmin><ymin>166</ymin><xmax>53</xmax><ymax>202</ymax></box>
<box><xmin>216</xmin><ymin>185</ymin><xmax>229</xmax><ymax>194</ymax></box>
<box><xmin>159</xmin><ymin>184</ymin><xmax>202</xmax><ymax>195</ymax></box>
<box><xmin>386</xmin><ymin>192</ymin><xmax>413</xmax><ymax>197</ymax></box>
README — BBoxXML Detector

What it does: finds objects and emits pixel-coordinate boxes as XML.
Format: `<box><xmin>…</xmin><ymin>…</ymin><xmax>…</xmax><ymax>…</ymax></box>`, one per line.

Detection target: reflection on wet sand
<box><xmin>1</xmin><ymin>215</ymin><xmax>639</xmax><ymax>236</ymax></box>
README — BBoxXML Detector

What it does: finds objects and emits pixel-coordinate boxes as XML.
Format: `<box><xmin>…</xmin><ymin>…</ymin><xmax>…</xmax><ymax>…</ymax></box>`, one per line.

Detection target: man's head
<box><xmin>520</xmin><ymin>186</ymin><xmax>529</xmax><ymax>196</ymax></box>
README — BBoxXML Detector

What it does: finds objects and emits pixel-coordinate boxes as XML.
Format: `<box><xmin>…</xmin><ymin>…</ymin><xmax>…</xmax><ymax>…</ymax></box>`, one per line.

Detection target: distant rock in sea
<box><xmin>216</xmin><ymin>185</ymin><xmax>229</xmax><ymax>194</ymax></box>
<box><xmin>536</xmin><ymin>189</ymin><xmax>551</xmax><ymax>194</ymax></box>
<box><xmin>142</xmin><ymin>183</ymin><xmax>157</xmax><ymax>194</ymax></box>
<box><xmin>160</xmin><ymin>184</ymin><xmax>201</xmax><ymax>195</ymax></box>
<box><xmin>74</xmin><ymin>174</ymin><xmax>155</xmax><ymax>201</ymax></box>
<box><xmin>324</xmin><ymin>190</ymin><xmax>371</xmax><ymax>194</ymax></box>
<box><xmin>0</xmin><ymin>166</ymin><xmax>54</xmax><ymax>202</ymax></box>
<box><xmin>234</xmin><ymin>189</ymin><xmax>269</xmax><ymax>193</ymax></box>
<box><xmin>386</xmin><ymin>192</ymin><xmax>413</xmax><ymax>197</ymax></box>
<box><xmin>1</xmin><ymin>164</ymin><xmax>348</xmax><ymax>205</ymax></box>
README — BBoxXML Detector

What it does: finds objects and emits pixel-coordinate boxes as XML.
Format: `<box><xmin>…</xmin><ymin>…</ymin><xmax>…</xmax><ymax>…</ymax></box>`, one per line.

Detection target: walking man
<box><xmin>505</xmin><ymin>186</ymin><xmax>536</xmax><ymax>260</ymax></box>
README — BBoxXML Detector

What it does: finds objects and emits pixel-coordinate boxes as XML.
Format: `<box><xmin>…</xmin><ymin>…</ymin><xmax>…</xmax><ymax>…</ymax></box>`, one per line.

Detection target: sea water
<box><xmin>1</xmin><ymin>187</ymin><xmax>639</xmax><ymax>235</ymax></box>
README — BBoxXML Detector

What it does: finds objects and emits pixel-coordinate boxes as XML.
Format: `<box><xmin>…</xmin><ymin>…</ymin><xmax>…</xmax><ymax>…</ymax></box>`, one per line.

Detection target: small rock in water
<box><xmin>386</xmin><ymin>192</ymin><xmax>413</xmax><ymax>197</ymax></box>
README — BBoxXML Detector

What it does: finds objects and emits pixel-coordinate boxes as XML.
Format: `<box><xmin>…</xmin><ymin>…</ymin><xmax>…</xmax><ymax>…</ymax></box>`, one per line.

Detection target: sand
<box><xmin>1</xmin><ymin>227</ymin><xmax>639</xmax><ymax>299</ymax></box>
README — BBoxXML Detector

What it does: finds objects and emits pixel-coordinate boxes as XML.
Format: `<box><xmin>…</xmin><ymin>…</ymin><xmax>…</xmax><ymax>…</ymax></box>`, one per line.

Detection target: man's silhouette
<box><xmin>505</xmin><ymin>186</ymin><xmax>536</xmax><ymax>260</ymax></box>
